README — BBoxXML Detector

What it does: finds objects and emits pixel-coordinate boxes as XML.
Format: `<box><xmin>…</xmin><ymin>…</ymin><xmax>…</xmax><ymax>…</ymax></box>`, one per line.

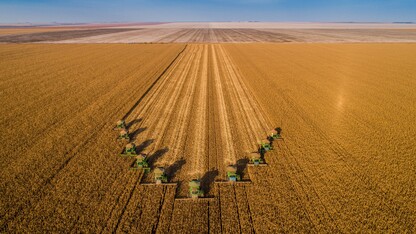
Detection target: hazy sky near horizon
<box><xmin>0</xmin><ymin>0</ymin><xmax>415</xmax><ymax>23</ymax></box>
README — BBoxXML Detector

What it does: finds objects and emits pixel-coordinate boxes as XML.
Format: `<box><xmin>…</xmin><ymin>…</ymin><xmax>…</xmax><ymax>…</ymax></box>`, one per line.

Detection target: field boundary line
<box><xmin>151</xmin><ymin>186</ymin><xmax>167</xmax><ymax>233</ymax></box>
<box><xmin>122</xmin><ymin>44</ymin><xmax>188</xmax><ymax>120</ymax></box>
<box><xmin>129</xmin><ymin>44</ymin><xmax>195</xmax><ymax>156</ymax></box>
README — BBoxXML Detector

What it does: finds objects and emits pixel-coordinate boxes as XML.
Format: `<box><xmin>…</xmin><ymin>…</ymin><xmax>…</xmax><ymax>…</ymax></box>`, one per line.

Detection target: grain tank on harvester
<box><xmin>248</xmin><ymin>152</ymin><xmax>267</xmax><ymax>166</ymax></box>
<box><xmin>131</xmin><ymin>153</ymin><xmax>150</xmax><ymax>172</ymax></box>
<box><xmin>154</xmin><ymin>167</ymin><xmax>168</xmax><ymax>184</ymax></box>
<box><xmin>114</xmin><ymin>120</ymin><xmax>126</xmax><ymax>130</ymax></box>
<box><xmin>189</xmin><ymin>179</ymin><xmax>204</xmax><ymax>199</ymax></box>
<box><xmin>268</xmin><ymin>127</ymin><xmax>283</xmax><ymax>141</ymax></box>
<box><xmin>259</xmin><ymin>139</ymin><xmax>273</xmax><ymax>154</ymax></box>
<box><xmin>226</xmin><ymin>165</ymin><xmax>241</xmax><ymax>182</ymax></box>
<box><xmin>120</xmin><ymin>143</ymin><xmax>137</xmax><ymax>156</ymax></box>
<box><xmin>118</xmin><ymin>129</ymin><xmax>130</xmax><ymax>141</ymax></box>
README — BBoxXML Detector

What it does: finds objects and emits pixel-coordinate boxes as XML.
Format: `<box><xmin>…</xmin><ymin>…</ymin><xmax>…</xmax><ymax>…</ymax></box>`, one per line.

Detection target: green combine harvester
<box><xmin>269</xmin><ymin>127</ymin><xmax>282</xmax><ymax>140</ymax></box>
<box><xmin>226</xmin><ymin>165</ymin><xmax>241</xmax><ymax>182</ymax></box>
<box><xmin>131</xmin><ymin>154</ymin><xmax>150</xmax><ymax>172</ymax></box>
<box><xmin>117</xmin><ymin>129</ymin><xmax>130</xmax><ymax>141</ymax></box>
<box><xmin>114</xmin><ymin>120</ymin><xmax>126</xmax><ymax>130</ymax></box>
<box><xmin>189</xmin><ymin>179</ymin><xmax>204</xmax><ymax>199</ymax></box>
<box><xmin>259</xmin><ymin>139</ymin><xmax>273</xmax><ymax>154</ymax></box>
<box><xmin>120</xmin><ymin>143</ymin><xmax>137</xmax><ymax>156</ymax></box>
<box><xmin>249</xmin><ymin>152</ymin><xmax>266</xmax><ymax>166</ymax></box>
<box><xmin>154</xmin><ymin>167</ymin><xmax>168</xmax><ymax>184</ymax></box>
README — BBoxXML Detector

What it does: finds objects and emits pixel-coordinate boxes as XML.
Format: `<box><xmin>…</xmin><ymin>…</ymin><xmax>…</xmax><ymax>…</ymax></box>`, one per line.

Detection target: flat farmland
<box><xmin>1</xmin><ymin>43</ymin><xmax>415</xmax><ymax>233</ymax></box>
<box><xmin>2</xmin><ymin>22</ymin><xmax>416</xmax><ymax>43</ymax></box>
<box><xmin>0</xmin><ymin>27</ymin><xmax>80</xmax><ymax>36</ymax></box>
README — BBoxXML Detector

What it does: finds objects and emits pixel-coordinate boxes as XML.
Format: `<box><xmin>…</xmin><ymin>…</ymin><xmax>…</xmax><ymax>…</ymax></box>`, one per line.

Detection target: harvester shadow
<box><xmin>237</xmin><ymin>158</ymin><xmax>249</xmax><ymax>178</ymax></box>
<box><xmin>201</xmin><ymin>168</ymin><xmax>219</xmax><ymax>194</ymax></box>
<box><xmin>148</xmin><ymin>147</ymin><xmax>169</xmax><ymax>167</ymax></box>
<box><xmin>137</xmin><ymin>139</ymin><xmax>154</xmax><ymax>153</ymax></box>
<box><xmin>126</xmin><ymin>118</ymin><xmax>142</xmax><ymax>129</ymax></box>
<box><xmin>165</xmin><ymin>158</ymin><xmax>186</xmax><ymax>179</ymax></box>
<box><xmin>131</xmin><ymin>127</ymin><xmax>147</xmax><ymax>140</ymax></box>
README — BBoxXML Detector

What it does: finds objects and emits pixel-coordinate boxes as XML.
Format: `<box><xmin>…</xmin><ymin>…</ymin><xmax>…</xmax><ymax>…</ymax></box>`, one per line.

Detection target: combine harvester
<box><xmin>175</xmin><ymin>179</ymin><xmax>215</xmax><ymax>201</ymax></box>
<box><xmin>154</xmin><ymin>167</ymin><xmax>168</xmax><ymax>184</ymax></box>
<box><xmin>189</xmin><ymin>179</ymin><xmax>204</xmax><ymax>199</ymax></box>
<box><xmin>120</xmin><ymin>143</ymin><xmax>137</xmax><ymax>156</ymax></box>
<box><xmin>259</xmin><ymin>139</ymin><xmax>273</xmax><ymax>154</ymax></box>
<box><xmin>113</xmin><ymin>120</ymin><xmax>126</xmax><ymax>130</ymax></box>
<box><xmin>131</xmin><ymin>153</ymin><xmax>151</xmax><ymax>173</ymax></box>
<box><xmin>113</xmin><ymin>119</ymin><xmax>129</xmax><ymax>141</ymax></box>
<box><xmin>117</xmin><ymin>129</ymin><xmax>130</xmax><ymax>141</ymax></box>
<box><xmin>141</xmin><ymin>167</ymin><xmax>177</xmax><ymax>186</ymax></box>
<box><xmin>215</xmin><ymin>165</ymin><xmax>251</xmax><ymax>184</ymax></box>
<box><xmin>269</xmin><ymin>127</ymin><xmax>283</xmax><ymax>141</ymax></box>
<box><xmin>226</xmin><ymin>165</ymin><xmax>241</xmax><ymax>182</ymax></box>
<box><xmin>247</xmin><ymin>152</ymin><xmax>268</xmax><ymax>167</ymax></box>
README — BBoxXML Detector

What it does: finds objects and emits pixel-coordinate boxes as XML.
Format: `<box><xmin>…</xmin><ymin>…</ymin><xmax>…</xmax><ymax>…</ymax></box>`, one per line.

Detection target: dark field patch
<box><xmin>0</xmin><ymin>28</ymin><xmax>139</xmax><ymax>43</ymax></box>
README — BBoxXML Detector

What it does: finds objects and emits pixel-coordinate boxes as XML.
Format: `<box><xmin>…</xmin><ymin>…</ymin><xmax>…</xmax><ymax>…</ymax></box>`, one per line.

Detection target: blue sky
<box><xmin>0</xmin><ymin>0</ymin><xmax>415</xmax><ymax>23</ymax></box>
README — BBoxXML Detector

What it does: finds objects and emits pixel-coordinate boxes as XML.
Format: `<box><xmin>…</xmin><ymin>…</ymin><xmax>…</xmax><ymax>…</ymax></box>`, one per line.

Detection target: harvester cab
<box><xmin>249</xmin><ymin>152</ymin><xmax>266</xmax><ymax>166</ymax></box>
<box><xmin>189</xmin><ymin>179</ymin><xmax>204</xmax><ymax>199</ymax></box>
<box><xmin>226</xmin><ymin>165</ymin><xmax>241</xmax><ymax>182</ymax></box>
<box><xmin>154</xmin><ymin>167</ymin><xmax>168</xmax><ymax>184</ymax></box>
<box><xmin>118</xmin><ymin>129</ymin><xmax>130</xmax><ymax>141</ymax></box>
<box><xmin>121</xmin><ymin>143</ymin><xmax>137</xmax><ymax>156</ymax></box>
<box><xmin>114</xmin><ymin>120</ymin><xmax>126</xmax><ymax>130</ymax></box>
<box><xmin>132</xmin><ymin>154</ymin><xmax>150</xmax><ymax>172</ymax></box>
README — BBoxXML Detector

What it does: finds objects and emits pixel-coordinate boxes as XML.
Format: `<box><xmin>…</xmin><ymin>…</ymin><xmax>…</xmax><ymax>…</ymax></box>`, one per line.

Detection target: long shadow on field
<box><xmin>237</xmin><ymin>158</ymin><xmax>249</xmax><ymax>178</ymax></box>
<box><xmin>165</xmin><ymin>158</ymin><xmax>186</xmax><ymax>179</ymax></box>
<box><xmin>201</xmin><ymin>168</ymin><xmax>219</xmax><ymax>194</ymax></box>
<box><xmin>126</xmin><ymin>118</ymin><xmax>142</xmax><ymax>129</ymax></box>
<box><xmin>131</xmin><ymin>127</ymin><xmax>147</xmax><ymax>140</ymax></box>
<box><xmin>148</xmin><ymin>147</ymin><xmax>169</xmax><ymax>166</ymax></box>
<box><xmin>136</xmin><ymin>139</ymin><xmax>154</xmax><ymax>153</ymax></box>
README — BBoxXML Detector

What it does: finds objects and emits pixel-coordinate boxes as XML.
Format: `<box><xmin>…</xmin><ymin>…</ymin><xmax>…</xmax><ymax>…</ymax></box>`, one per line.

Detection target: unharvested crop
<box><xmin>1</xmin><ymin>43</ymin><xmax>415</xmax><ymax>233</ymax></box>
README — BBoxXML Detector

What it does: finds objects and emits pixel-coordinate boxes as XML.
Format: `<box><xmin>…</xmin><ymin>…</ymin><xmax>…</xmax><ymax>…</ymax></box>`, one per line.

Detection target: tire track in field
<box><xmin>96</xmin><ymin>45</ymin><xmax>192</xmax><ymax>232</ymax></box>
<box><xmin>218</xmin><ymin>46</ymin><xmax>315</xmax><ymax>231</ymax></box>
<box><xmin>112</xmin><ymin>172</ymin><xmax>145</xmax><ymax>233</ymax></box>
<box><xmin>1</xmin><ymin>45</ymin><xmax>187</xmax><ymax>232</ymax></box>
<box><xmin>219</xmin><ymin>45</ymin><xmax>357</xmax><ymax>231</ymax></box>
<box><xmin>125</xmin><ymin>46</ymin><xmax>190</xmax><ymax>134</ymax></box>
<box><xmin>211</xmin><ymin>45</ymin><xmax>237</xmax><ymax>169</ymax></box>
<box><xmin>275</xmin><ymin>141</ymin><xmax>340</xmax><ymax>232</ymax></box>
<box><xmin>215</xmin><ymin>45</ymin><xmax>319</xmax><ymax>232</ymax></box>
<box><xmin>157</xmin><ymin>29</ymin><xmax>190</xmax><ymax>43</ymax></box>
<box><xmin>217</xmin><ymin>45</ymin><xmax>269</xmax><ymax>145</ymax></box>
<box><xmin>154</xmin><ymin>185</ymin><xmax>176</xmax><ymax>233</ymax></box>
<box><xmin>129</xmin><ymin>186</ymin><xmax>165</xmax><ymax>233</ymax></box>
<box><xmin>188</xmin><ymin>44</ymin><xmax>209</xmax><ymax>176</ymax></box>
<box><xmin>1</xmin><ymin>88</ymin><xmax>140</xmax><ymax>231</ymax></box>
<box><xmin>125</xmin><ymin>45</ymin><xmax>195</xmax><ymax>154</ymax></box>
<box><xmin>1</xmin><ymin>45</ymin><xmax>134</xmax><ymax>171</ymax></box>
<box><xmin>159</xmin><ymin>44</ymin><xmax>203</xmax><ymax>168</ymax></box>
<box><xmin>168</xmin><ymin>200</ymin><xmax>210</xmax><ymax>233</ymax></box>
<box><xmin>126</xmin><ymin>44</ymin><xmax>203</xmax><ymax>190</ymax></box>
<box><xmin>121</xmin><ymin>45</ymin><xmax>188</xmax><ymax>120</ymax></box>
<box><xmin>99</xmin><ymin>172</ymin><xmax>142</xmax><ymax>233</ymax></box>
<box><xmin>156</xmin><ymin>44</ymin><xmax>207</xmax><ymax>197</ymax></box>
<box><xmin>214</xmin><ymin>45</ymin><xmax>263</xmax><ymax>164</ymax></box>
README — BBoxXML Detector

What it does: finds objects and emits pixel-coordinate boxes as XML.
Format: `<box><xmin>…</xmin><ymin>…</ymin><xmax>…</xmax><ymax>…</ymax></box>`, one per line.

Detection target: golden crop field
<box><xmin>0</xmin><ymin>43</ymin><xmax>415</xmax><ymax>233</ymax></box>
